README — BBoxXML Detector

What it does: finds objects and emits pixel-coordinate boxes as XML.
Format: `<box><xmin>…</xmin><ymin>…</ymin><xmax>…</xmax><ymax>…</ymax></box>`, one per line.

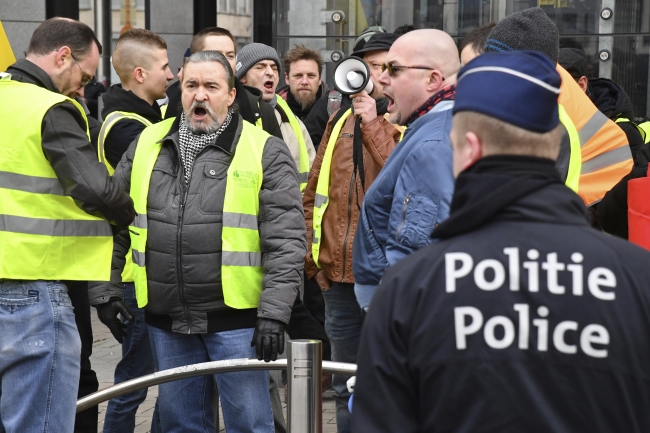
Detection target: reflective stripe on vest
<box><xmin>129</xmin><ymin>118</ymin><xmax>267</xmax><ymax>308</ymax></box>
<box><xmin>98</xmin><ymin>111</ymin><xmax>152</xmax><ymax>174</ymax></box>
<box><xmin>557</xmin><ymin>65</ymin><xmax>633</xmax><ymax>206</ymax></box>
<box><xmin>558</xmin><ymin>104</ymin><xmax>581</xmax><ymax>193</ymax></box>
<box><xmin>98</xmin><ymin>111</ymin><xmax>153</xmax><ymax>283</ymax></box>
<box><xmin>0</xmin><ymin>76</ymin><xmax>113</xmax><ymax>281</ymax></box>
<box><xmin>275</xmin><ymin>96</ymin><xmax>310</xmax><ymax>190</ymax></box>
<box><xmin>312</xmin><ymin>108</ymin><xmax>353</xmax><ymax>268</ymax></box>
<box><xmin>616</xmin><ymin>117</ymin><xmax>648</xmax><ymax>144</ymax></box>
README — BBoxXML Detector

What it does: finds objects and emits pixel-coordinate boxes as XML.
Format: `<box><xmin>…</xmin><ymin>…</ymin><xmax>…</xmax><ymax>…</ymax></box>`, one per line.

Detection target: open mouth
<box><xmin>385</xmin><ymin>94</ymin><xmax>395</xmax><ymax>111</ymax></box>
<box><xmin>193</xmin><ymin>106</ymin><xmax>208</xmax><ymax>120</ymax></box>
<box><xmin>263</xmin><ymin>80</ymin><xmax>274</xmax><ymax>91</ymax></box>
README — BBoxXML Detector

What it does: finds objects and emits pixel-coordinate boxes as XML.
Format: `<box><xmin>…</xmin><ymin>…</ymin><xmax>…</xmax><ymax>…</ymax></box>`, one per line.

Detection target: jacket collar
<box><xmin>6</xmin><ymin>59</ymin><xmax>60</xmax><ymax>93</ymax></box>
<box><xmin>161</xmin><ymin>112</ymin><xmax>242</xmax><ymax>155</ymax></box>
<box><xmin>101</xmin><ymin>84</ymin><xmax>162</xmax><ymax>123</ymax></box>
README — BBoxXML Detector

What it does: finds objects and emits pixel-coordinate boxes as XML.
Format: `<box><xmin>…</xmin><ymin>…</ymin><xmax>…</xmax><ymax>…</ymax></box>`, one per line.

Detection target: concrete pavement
<box><xmin>89</xmin><ymin>312</ymin><xmax>339</xmax><ymax>432</ymax></box>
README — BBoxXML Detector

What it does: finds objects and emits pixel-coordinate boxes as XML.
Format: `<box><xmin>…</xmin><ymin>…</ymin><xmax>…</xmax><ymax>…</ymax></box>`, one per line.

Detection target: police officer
<box><xmin>352</xmin><ymin>51</ymin><xmax>650</xmax><ymax>432</ymax></box>
<box><xmin>90</xmin><ymin>50</ymin><xmax>305</xmax><ymax>432</ymax></box>
<box><xmin>0</xmin><ymin>18</ymin><xmax>134</xmax><ymax>433</ymax></box>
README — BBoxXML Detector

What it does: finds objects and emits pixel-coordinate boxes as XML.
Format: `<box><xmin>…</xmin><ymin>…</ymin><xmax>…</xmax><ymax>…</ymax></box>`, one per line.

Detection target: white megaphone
<box><xmin>333</xmin><ymin>56</ymin><xmax>374</xmax><ymax>96</ymax></box>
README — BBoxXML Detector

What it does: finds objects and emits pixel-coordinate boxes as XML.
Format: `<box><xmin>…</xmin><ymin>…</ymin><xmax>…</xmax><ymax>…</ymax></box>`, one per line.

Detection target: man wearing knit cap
<box><xmin>352</xmin><ymin>50</ymin><xmax>650</xmax><ymax>433</ymax></box>
<box><xmin>236</xmin><ymin>43</ymin><xmax>316</xmax><ymax>183</ymax></box>
<box><xmin>484</xmin><ymin>7</ymin><xmax>633</xmax><ymax>208</ymax></box>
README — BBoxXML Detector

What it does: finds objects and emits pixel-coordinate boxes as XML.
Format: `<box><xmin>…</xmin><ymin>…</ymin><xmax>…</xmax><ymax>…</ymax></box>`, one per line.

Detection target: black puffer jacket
<box><xmin>89</xmin><ymin>114</ymin><xmax>307</xmax><ymax>334</ymax></box>
<box><xmin>590</xmin><ymin>78</ymin><xmax>645</xmax><ymax>158</ymax></box>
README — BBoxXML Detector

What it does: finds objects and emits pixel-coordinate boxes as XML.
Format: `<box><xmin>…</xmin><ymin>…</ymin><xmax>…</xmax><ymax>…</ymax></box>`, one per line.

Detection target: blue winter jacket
<box><xmin>352</xmin><ymin>100</ymin><xmax>455</xmax><ymax>289</ymax></box>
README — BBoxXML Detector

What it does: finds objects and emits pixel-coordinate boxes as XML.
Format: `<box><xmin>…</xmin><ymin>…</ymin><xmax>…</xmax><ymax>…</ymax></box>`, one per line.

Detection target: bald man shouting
<box><xmin>353</xmin><ymin>29</ymin><xmax>459</xmax><ymax>310</ymax></box>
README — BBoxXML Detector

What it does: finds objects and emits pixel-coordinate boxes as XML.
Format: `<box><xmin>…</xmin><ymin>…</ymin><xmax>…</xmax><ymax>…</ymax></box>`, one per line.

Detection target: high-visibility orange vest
<box><xmin>557</xmin><ymin>65</ymin><xmax>633</xmax><ymax>206</ymax></box>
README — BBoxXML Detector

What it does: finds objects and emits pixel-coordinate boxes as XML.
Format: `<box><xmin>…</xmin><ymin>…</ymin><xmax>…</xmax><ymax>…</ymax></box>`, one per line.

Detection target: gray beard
<box><xmin>187</xmin><ymin>117</ymin><xmax>221</xmax><ymax>135</ymax></box>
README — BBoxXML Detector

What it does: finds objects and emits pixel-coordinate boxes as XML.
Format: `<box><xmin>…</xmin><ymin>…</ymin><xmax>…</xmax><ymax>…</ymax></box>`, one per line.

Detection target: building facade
<box><xmin>1</xmin><ymin>0</ymin><xmax>648</xmax><ymax>118</ymax></box>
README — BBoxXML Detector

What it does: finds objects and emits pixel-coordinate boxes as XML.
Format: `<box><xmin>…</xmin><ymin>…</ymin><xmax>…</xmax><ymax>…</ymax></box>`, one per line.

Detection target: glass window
<box><xmin>79</xmin><ymin>0</ymin><xmax>92</xmax><ymax>10</ymax></box>
<box><xmin>275</xmin><ymin>0</ymin><xmax>650</xmax><ymax>117</ymax></box>
<box><xmin>219</xmin><ymin>0</ymin><xmax>228</xmax><ymax>13</ymax></box>
<box><xmin>231</xmin><ymin>0</ymin><xmax>238</xmax><ymax>14</ymax></box>
<box><xmin>238</xmin><ymin>0</ymin><xmax>248</xmax><ymax>15</ymax></box>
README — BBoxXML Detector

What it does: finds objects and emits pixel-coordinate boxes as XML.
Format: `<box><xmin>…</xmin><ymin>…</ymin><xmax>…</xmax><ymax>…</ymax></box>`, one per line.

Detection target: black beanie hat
<box><xmin>484</xmin><ymin>8</ymin><xmax>559</xmax><ymax>63</ymax></box>
<box><xmin>558</xmin><ymin>47</ymin><xmax>588</xmax><ymax>79</ymax></box>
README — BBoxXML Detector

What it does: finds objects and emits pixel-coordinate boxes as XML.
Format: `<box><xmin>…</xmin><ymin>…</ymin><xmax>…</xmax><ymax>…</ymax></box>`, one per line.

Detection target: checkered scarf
<box><xmin>178</xmin><ymin>110</ymin><xmax>233</xmax><ymax>185</ymax></box>
<box><xmin>404</xmin><ymin>84</ymin><xmax>457</xmax><ymax>127</ymax></box>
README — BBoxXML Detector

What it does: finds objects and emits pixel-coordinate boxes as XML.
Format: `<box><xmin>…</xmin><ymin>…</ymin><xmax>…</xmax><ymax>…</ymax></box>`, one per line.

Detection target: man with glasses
<box><xmin>352</xmin><ymin>29</ymin><xmax>459</xmax><ymax>311</ymax></box>
<box><xmin>0</xmin><ymin>18</ymin><xmax>135</xmax><ymax>433</ymax></box>
<box><xmin>302</xmin><ymin>31</ymin><xmax>401</xmax><ymax>433</ymax></box>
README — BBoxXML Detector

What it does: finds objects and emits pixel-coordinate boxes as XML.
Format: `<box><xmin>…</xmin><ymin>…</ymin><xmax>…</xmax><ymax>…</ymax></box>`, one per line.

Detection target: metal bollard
<box><xmin>287</xmin><ymin>340</ymin><xmax>323</xmax><ymax>433</ymax></box>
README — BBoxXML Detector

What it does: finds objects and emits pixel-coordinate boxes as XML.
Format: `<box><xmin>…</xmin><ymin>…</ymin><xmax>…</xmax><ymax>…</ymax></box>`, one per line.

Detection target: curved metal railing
<box><xmin>77</xmin><ymin>340</ymin><xmax>355</xmax><ymax>433</ymax></box>
<box><xmin>76</xmin><ymin>358</ymin><xmax>356</xmax><ymax>412</ymax></box>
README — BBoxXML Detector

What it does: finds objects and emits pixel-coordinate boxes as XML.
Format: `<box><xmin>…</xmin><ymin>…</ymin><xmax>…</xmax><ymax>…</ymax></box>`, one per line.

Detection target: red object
<box><xmin>628</xmin><ymin>167</ymin><xmax>650</xmax><ymax>250</ymax></box>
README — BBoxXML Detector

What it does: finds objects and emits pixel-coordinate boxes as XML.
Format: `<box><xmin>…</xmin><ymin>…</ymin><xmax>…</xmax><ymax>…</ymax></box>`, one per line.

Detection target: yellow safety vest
<box><xmin>312</xmin><ymin>108</ymin><xmax>353</xmax><ymax>267</ymax></box>
<box><xmin>615</xmin><ymin>117</ymin><xmax>648</xmax><ymax>145</ymax></box>
<box><xmin>128</xmin><ymin>118</ymin><xmax>268</xmax><ymax>308</ymax></box>
<box><xmin>0</xmin><ymin>75</ymin><xmax>113</xmax><ymax>281</ymax></box>
<box><xmin>98</xmin><ymin>111</ymin><xmax>153</xmax><ymax>283</ymax></box>
<box><xmin>98</xmin><ymin>111</ymin><xmax>152</xmax><ymax>174</ymax></box>
<box><xmin>558</xmin><ymin>104</ymin><xmax>581</xmax><ymax>193</ymax></box>
<box><xmin>275</xmin><ymin>96</ymin><xmax>310</xmax><ymax>190</ymax></box>
<box><xmin>639</xmin><ymin>121</ymin><xmax>650</xmax><ymax>144</ymax></box>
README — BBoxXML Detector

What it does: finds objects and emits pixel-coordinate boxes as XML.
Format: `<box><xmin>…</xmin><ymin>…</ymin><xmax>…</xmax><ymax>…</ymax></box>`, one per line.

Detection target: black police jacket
<box><xmin>352</xmin><ymin>156</ymin><xmax>650</xmax><ymax>433</ymax></box>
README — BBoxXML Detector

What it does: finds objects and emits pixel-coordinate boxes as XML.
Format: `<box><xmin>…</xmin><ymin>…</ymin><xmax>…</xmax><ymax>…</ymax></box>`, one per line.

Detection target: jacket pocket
<box><xmin>148</xmin><ymin>155</ymin><xmax>177</xmax><ymax>213</ymax></box>
<box><xmin>396</xmin><ymin>193</ymin><xmax>439</xmax><ymax>249</ymax></box>
<box><xmin>199</xmin><ymin>163</ymin><xmax>228</xmax><ymax>214</ymax></box>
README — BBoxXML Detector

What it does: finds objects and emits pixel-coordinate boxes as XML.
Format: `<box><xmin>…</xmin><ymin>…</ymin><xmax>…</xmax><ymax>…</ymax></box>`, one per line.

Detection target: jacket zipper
<box><xmin>396</xmin><ymin>195</ymin><xmax>411</xmax><ymax>242</ymax></box>
<box><xmin>341</xmin><ymin>171</ymin><xmax>356</xmax><ymax>282</ymax></box>
<box><xmin>175</xmin><ymin>150</ymin><xmax>192</xmax><ymax>333</ymax></box>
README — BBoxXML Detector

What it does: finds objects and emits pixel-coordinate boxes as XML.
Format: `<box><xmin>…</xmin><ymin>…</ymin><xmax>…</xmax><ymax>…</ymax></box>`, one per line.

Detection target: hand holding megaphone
<box><xmin>334</xmin><ymin>56</ymin><xmax>374</xmax><ymax>96</ymax></box>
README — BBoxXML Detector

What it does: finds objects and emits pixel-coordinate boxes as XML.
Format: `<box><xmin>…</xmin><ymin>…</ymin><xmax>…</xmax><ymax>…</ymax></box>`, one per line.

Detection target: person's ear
<box><xmin>284</xmin><ymin>73</ymin><xmax>289</xmax><ymax>82</ymax></box>
<box><xmin>55</xmin><ymin>46</ymin><xmax>72</xmax><ymax>69</ymax></box>
<box><xmin>228</xmin><ymin>86</ymin><xmax>237</xmax><ymax>106</ymax></box>
<box><xmin>133</xmin><ymin>67</ymin><xmax>146</xmax><ymax>84</ymax></box>
<box><xmin>426</xmin><ymin>69</ymin><xmax>444</xmax><ymax>92</ymax></box>
<box><xmin>464</xmin><ymin>131</ymin><xmax>484</xmax><ymax>170</ymax></box>
<box><xmin>578</xmin><ymin>76</ymin><xmax>589</xmax><ymax>93</ymax></box>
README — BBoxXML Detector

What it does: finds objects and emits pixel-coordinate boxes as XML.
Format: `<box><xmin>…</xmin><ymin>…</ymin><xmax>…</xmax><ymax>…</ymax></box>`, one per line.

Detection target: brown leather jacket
<box><xmin>303</xmin><ymin>113</ymin><xmax>400</xmax><ymax>284</ymax></box>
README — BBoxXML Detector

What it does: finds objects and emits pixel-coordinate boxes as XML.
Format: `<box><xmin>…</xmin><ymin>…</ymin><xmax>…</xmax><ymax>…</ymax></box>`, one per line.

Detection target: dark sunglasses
<box><xmin>381</xmin><ymin>62</ymin><xmax>444</xmax><ymax>80</ymax></box>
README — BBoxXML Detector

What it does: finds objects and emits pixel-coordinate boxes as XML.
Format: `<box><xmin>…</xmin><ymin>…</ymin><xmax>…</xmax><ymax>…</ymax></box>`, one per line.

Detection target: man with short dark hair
<box><xmin>458</xmin><ymin>22</ymin><xmax>496</xmax><ymax>66</ymax></box>
<box><xmin>353</xmin><ymin>50</ymin><xmax>650</xmax><ymax>433</ymax></box>
<box><xmin>0</xmin><ymin>17</ymin><xmax>135</xmax><ymax>432</ymax></box>
<box><xmin>91</xmin><ymin>27</ymin><xmax>174</xmax><ymax>433</ymax></box>
<box><xmin>91</xmin><ymin>50</ymin><xmax>305</xmax><ymax>433</ymax></box>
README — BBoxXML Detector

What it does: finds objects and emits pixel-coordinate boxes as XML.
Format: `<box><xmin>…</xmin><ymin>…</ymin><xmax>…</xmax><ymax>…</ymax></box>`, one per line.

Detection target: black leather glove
<box><xmin>251</xmin><ymin>318</ymin><xmax>286</xmax><ymax>362</ymax></box>
<box><xmin>96</xmin><ymin>299</ymin><xmax>133</xmax><ymax>344</ymax></box>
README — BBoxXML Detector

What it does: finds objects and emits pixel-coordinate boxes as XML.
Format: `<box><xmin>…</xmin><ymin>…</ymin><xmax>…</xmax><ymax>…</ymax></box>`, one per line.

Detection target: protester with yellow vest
<box><xmin>88</xmin><ymin>28</ymin><xmax>173</xmax><ymax>433</ymax></box>
<box><xmin>235</xmin><ymin>42</ymin><xmax>316</xmax><ymax>190</ymax></box>
<box><xmin>303</xmin><ymin>32</ymin><xmax>401</xmax><ymax>433</ymax></box>
<box><xmin>484</xmin><ymin>8</ymin><xmax>633</xmax><ymax>206</ymax></box>
<box><xmin>90</xmin><ymin>50</ymin><xmax>305</xmax><ymax>432</ymax></box>
<box><xmin>0</xmin><ymin>18</ymin><xmax>134</xmax><ymax>433</ymax></box>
